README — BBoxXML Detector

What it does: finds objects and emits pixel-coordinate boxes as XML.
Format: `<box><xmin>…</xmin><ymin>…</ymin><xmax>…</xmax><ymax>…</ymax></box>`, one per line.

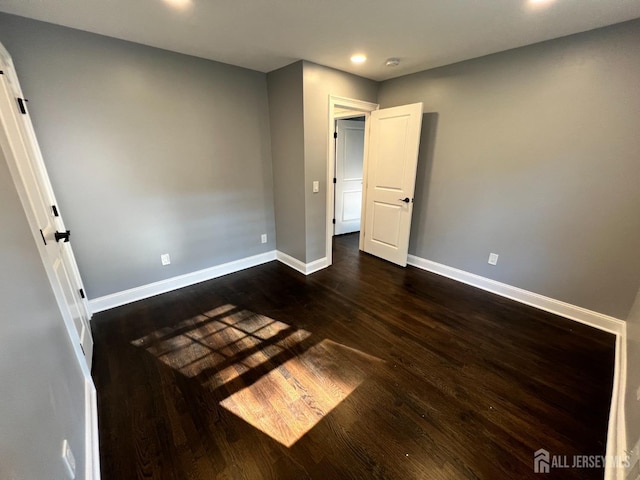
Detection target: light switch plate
<box><xmin>488</xmin><ymin>253</ymin><xmax>499</xmax><ymax>265</ymax></box>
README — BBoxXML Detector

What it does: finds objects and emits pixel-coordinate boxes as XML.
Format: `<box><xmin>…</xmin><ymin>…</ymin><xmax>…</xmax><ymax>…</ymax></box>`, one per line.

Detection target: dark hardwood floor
<box><xmin>92</xmin><ymin>233</ymin><xmax>615</xmax><ymax>479</ymax></box>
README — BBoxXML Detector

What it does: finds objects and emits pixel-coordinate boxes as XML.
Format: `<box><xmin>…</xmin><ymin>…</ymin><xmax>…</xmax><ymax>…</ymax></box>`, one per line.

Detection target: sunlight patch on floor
<box><xmin>131</xmin><ymin>304</ymin><xmax>380</xmax><ymax>447</ymax></box>
<box><xmin>131</xmin><ymin>304</ymin><xmax>310</xmax><ymax>380</ymax></box>
<box><xmin>220</xmin><ymin>338</ymin><xmax>377</xmax><ymax>447</ymax></box>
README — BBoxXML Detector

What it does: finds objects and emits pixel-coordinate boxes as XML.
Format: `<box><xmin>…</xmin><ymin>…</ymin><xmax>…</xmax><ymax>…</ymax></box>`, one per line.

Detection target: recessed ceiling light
<box><xmin>163</xmin><ymin>0</ymin><xmax>193</xmax><ymax>10</ymax></box>
<box><xmin>528</xmin><ymin>0</ymin><xmax>555</xmax><ymax>7</ymax></box>
<box><xmin>350</xmin><ymin>54</ymin><xmax>367</xmax><ymax>64</ymax></box>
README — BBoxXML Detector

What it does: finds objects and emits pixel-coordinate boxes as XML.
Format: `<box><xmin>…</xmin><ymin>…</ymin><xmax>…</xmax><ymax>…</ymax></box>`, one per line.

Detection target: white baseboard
<box><xmin>89</xmin><ymin>250</ymin><xmax>330</xmax><ymax>314</ymax></box>
<box><xmin>407</xmin><ymin>255</ymin><xmax>625</xmax><ymax>335</ymax></box>
<box><xmin>85</xmin><ymin>379</ymin><xmax>100</xmax><ymax>480</ymax></box>
<box><xmin>88</xmin><ymin>250</ymin><xmax>276</xmax><ymax>314</ymax></box>
<box><xmin>605</xmin><ymin>326</ymin><xmax>628</xmax><ymax>480</ymax></box>
<box><xmin>276</xmin><ymin>251</ymin><xmax>329</xmax><ymax>275</ymax></box>
<box><xmin>305</xmin><ymin>256</ymin><xmax>329</xmax><ymax>275</ymax></box>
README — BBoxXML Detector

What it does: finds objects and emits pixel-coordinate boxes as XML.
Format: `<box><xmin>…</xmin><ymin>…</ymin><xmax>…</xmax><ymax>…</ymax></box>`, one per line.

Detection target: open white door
<box><xmin>362</xmin><ymin>103</ymin><xmax>423</xmax><ymax>266</ymax></box>
<box><xmin>334</xmin><ymin>119</ymin><xmax>364</xmax><ymax>235</ymax></box>
<box><xmin>0</xmin><ymin>47</ymin><xmax>94</xmax><ymax>369</ymax></box>
<box><xmin>0</xmin><ymin>43</ymin><xmax>100</xmax><ymax>480</ymax></box>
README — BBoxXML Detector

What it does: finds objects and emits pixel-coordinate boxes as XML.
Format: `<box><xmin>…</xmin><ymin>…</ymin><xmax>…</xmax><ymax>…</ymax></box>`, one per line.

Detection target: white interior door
<box><xmin>334</xmin><ymin>119</ymin><xmax>364</xmax><ymax>235</ymax></box>
<box><xmin>362</xmin><ymin>103</ymin><xmax>423</xmax><ymax>266</ymax></box>
<box><xmin>0</xmin><ymin>50</ymin><xmax>94</xmax><ymax>369</ymax></box>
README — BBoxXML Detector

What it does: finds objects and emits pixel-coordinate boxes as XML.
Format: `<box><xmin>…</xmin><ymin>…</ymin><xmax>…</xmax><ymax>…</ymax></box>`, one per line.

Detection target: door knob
<box><xmin>55</xmin><ymin>230</ymin><xmax>71</xmax><ymax>243</ymax></box>
<box><xmin>398</xmin><ymin>197</ymin><xmax>411</xmax><ymax>203</ymax></box>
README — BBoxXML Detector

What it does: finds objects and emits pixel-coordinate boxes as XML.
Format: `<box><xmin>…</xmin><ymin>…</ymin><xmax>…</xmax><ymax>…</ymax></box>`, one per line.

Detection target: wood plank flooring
<box><xmin>91</xmin><ymin>233</ymin><xmax>615</xmax><ymax>479</ymax></box>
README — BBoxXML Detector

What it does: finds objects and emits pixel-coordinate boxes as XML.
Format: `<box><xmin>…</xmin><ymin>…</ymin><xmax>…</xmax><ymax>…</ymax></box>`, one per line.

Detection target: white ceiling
<box><xmin>1</xmin><ymin>0</ymin><xmax>639</xmax><ymax>81</ymax></box>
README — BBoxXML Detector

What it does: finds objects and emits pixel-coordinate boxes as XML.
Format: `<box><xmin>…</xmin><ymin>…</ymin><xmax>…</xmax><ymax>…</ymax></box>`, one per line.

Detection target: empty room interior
<box><xmin>1</xmin><ymin>1</ymin><xmax>639</xmax><ymax>479</ymax></box>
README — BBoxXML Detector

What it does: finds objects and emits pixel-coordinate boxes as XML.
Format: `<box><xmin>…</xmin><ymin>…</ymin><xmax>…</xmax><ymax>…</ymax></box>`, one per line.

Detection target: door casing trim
<box><xmin>326</xmin><ymin>95</ymin><xmax>378</xmax><ymax>266</ymax></box>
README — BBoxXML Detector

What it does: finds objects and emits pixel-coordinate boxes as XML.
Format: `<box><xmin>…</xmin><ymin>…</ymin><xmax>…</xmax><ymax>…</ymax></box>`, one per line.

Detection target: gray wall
<box><xmin>0</xmin><ymin>148</ymin><xmax>87</xmax><ymax>479</ymax></box>
<box><xmin>302</xmin><ymin>61</ymin><xmax>377</xmax><ymax>262</ymax></box>
<box><xmin>267</xmin><ymin>60</ymin><xmax>377</xmax><ymax>264</ymax></box>
<box><xmin>378</xmin><ymin>20</ymin><xmax>640</xmax><ymax>319</ymax></box>
<box><xmin>1</xmin><ymin>13</ymin><xmax>637</xmax><ymax>318</ymax></box>
<box><xmin>0</xmin><ymin>13</ymin><xmax>276</xmax><ymax>299</ymax></box>
<box><xmin>626</xmin><ymin>288</ymin><xmax>640</xmax><ymax>455</ymax></box>
<box><xmin>267</xmin><ymin>62</ymin><xmax>306</xmax><ymax>260</ymax></box>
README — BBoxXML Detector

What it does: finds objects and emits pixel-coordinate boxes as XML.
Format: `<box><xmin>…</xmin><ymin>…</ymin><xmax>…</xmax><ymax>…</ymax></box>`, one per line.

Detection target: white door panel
<box><xmin>363</xmin><ymin>103</ymin><xmax>423</xmax><ymax>266</ymax></box>
<box><xmin>372</xmin><ymin>117</ymin><xmax>410</xmax><ymax>189</ymax></box>
<box><xmin>371</xmin><ymin>202</ymin><xmax>402</xmax><ymax>246</ymax></box>
<box><xmin>341</xmin><ymin>191</ymin><xmax>362</xmax><ymax>222</ymax></box>
<box><xmin>335</xmin><ymin>119</ymin><xmax>364</xmax><ymax>235</ymax></box>
<box><xmin>0</xmin><ymin>53</ymin><xmax>93</xmax><ymax>369</ymax></box>
<box><xmin>55</xmin><ymin>250</ymin><xmax>94</xmax><ymax>362</ymax></box>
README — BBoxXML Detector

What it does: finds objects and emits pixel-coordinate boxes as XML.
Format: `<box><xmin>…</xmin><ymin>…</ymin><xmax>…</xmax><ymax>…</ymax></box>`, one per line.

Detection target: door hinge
<box><xmin>333</xmin><ymin>131</ymin><xmax>337</xmax><ymax>139</ymax></box>
<box><xmin>0</xmin><ymin>70</ymin><xmax>4</xmax><ymax>75</ymax></box>
<box><xmin>17</xmin><ymin>97</ymin><xmax>28</xmax><ymax>114</ymax></box>
<box><xmin>332</xmin><ymin>219</ymin><xmax>336</xmax><ymax>224</ymax></box>
<box><xmin>333</xmin><ymin>178</ymin><xmax>336</xmax><ymax>184</ymax></box>
<box><xmin>79</xmin><ymin>288</ymin><xmax>86</xmax><ymax>299</ymax></box>
<box><xmin>39</xmin><ymin>229</ymin><xmax>47</xmax><ymax>245</ymax></box>
<box><xmin>80</xmin><ymin>344</ymin><xmax>85</xmax><ymax>356</ymax></box>
<box><xmin>51</xmin><ymin>205</ymin><xmax>59</xmax><ymax>217</ymax></box>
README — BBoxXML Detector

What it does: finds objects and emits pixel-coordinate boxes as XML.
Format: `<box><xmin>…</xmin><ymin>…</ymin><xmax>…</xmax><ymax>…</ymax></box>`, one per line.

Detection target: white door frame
<box><xmin>326</xmin><ymin>95</ymin><xmax>378</xmax><ymax>266</ymax></box>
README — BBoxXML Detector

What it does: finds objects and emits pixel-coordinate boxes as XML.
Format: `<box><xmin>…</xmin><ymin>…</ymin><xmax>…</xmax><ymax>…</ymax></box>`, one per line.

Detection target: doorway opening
<box><xmin>326</xmin><ymin>96</ymin><xmax>379</xmax><ymax>267</ymax></box>
<box><xmin>334</xmin><ymin>115</ymin><xmax>364</xmax><ymax>239</ymax></box>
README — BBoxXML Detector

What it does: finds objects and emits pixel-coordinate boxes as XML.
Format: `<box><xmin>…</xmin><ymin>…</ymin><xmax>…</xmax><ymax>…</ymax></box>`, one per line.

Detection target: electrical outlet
<box><xmin>488</xmin><ymin>253</ymin><xmax>499</xmax><ymax>265</ymax></box>
<box><xmin>261</xmin><ymin>234</ymin><xmax>267</xmax><ymax>244</ymax></box>
<box><xmin>62</xmin><ymin>439</ymin><xmax>76</xmax><ymax>479</ymax></box>
<box><xmin>312</xmin><ymin>180</ymin><xmax>319</xmax><ymax>193</ymax></box>
<box><xmin>161</xmin><ymin>253</ymin><xmax>171</xmax><ymax>266</ymax></box>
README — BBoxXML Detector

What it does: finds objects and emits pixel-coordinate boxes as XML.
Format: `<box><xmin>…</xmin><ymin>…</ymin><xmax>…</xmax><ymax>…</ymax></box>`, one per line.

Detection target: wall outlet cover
<box><xmin>261</xmin><ymin>234</ymin><xmax>267</xmax><ymax>244</ymax></box>
<box><xmin>62</xmin><ymin>439</ymin><xmax>76</xmax><ymax>479</ymax></box>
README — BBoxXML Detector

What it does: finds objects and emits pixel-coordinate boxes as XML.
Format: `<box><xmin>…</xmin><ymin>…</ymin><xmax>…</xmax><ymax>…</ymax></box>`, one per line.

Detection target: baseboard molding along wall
<box><xmin>91</xmin><ymin>250</ymin><xmax>623</xmax><ymax>333</ymax></box>
<box><xmin>89</xmin><ymin>250</ymin><xmax>277</xmax><ymax>314</ymax></box>
<box><xmin>89</xmin><ymin>250</ymin><xmax>329</xmax><ymax>314</ymax></box>
<box><xmin>275</xmin><ymin>251</ymin><xmax>328</xmax><ymax>276</ymax></box>
<box><xmin>407</xmin><ymin>255</ymin><xmax>624</xmax><ymax>335</ymax></box>
<box><xmin>605</xmin><ymin>326</ymin><xmax>628</xmax><ymax>480</ymax></box>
